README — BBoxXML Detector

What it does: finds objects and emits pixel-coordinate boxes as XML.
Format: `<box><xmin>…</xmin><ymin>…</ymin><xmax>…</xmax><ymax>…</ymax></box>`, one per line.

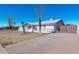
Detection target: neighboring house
<box><xmin>18</xmin><ymin>18</ymin><xmax>65</xmax><ymax>33</ymax></box>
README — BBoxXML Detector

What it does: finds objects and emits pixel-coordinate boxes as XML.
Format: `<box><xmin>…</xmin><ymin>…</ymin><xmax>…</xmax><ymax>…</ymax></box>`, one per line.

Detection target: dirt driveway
<box><xmin>5</xmin><ymin>33</ymin><xmax>79</xmax><ymax>54</ymax></box>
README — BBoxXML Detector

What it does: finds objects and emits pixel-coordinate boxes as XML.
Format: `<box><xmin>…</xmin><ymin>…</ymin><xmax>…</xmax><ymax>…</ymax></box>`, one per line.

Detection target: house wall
<box><xmin>18</xmin><ymin>26</ymin><xmax>33</xmax><ymax>32</ymax></box>
<box><xmin>77</xmin><ymin>25</ymin><xmax>79</xmax><ymax>34</ymax></box>
<box><xmin>18</xmin><ymin>25</ymin><xmax>57</xmax><ymax>33</ymax></box>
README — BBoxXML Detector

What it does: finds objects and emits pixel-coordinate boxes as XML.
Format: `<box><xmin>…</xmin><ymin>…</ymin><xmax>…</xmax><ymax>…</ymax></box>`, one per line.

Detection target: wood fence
<box><xmin>58</xmin><ymin>25</ymin><xmax>77</xmax><ymax>33</ymax></box>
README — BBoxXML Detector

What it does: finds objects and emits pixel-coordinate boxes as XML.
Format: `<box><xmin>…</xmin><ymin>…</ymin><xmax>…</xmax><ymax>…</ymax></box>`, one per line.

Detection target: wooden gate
<box><xmin>58</xmin><ymin>25</ymin><xmax>77</xmax><ymax>33</ymax></box>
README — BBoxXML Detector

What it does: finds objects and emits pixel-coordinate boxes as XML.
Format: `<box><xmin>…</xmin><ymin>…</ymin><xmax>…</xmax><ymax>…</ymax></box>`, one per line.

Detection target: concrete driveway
<box><xmin>5</xmin><ymin>33</ymin><xmax>79</xmax><ymax>54</ymax></box>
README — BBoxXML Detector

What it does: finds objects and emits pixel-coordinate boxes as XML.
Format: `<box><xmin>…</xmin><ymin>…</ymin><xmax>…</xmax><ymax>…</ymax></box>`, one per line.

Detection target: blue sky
<box><xmin>0</xmin><ymin>4</ymin><xmax>79</xmax><ymax>26</ymax></box>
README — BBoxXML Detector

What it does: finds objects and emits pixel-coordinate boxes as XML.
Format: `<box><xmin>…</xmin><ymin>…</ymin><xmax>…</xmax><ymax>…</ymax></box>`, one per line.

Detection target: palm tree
<box><xmin>7</xmin><ymin>16</ymin><xmax>16</xmax><ymax>29</ymax></box>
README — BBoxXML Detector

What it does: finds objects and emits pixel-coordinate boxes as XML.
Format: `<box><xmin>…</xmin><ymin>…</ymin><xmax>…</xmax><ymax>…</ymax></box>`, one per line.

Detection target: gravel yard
<box><xmin>5</xmin><ymin>33</ymin><xmax>79</xmax><ymax>54</ymax></box>
<box><xmin>0</xmin><ymin>44</ymin><xmax>7</xmax><ymax>54</ymax></box>
<box><xmin>0</xmin><ymin>30</ymin><xmax>43</xmax><ymax>47</ymax></box>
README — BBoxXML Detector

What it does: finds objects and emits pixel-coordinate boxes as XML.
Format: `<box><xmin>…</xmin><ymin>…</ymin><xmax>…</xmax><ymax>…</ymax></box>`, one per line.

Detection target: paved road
<box><xmin>5</xmin><ymin>33</ymin><xmax>79</xmax><ymax>54</ymax></box>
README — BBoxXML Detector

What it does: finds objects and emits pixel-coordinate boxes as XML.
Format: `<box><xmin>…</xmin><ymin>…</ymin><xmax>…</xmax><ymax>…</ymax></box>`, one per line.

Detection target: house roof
<box><xmin>31</xmin><ymin>18</ymin><xmax>63</xmax><ymax>25</ymax></box>
<box><xmin>24</xmin><ymin>18</ymin><xmax>64</xmax><ymax>26</ymax></box>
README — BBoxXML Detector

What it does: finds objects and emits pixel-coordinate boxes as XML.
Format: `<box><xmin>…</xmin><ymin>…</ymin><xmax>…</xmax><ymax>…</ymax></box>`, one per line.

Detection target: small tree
<box><xmin>39</xmin><ymin>17</ymin><xmax>42</xmax><ymax>32</ymax></box>
<box><xmin>34</xmin><ymin>6</ymin><xmax>44</xmax><ymax>32</ymax></box>
<box><xmin>21</xmin><ymin>21</ymin><xmax>26</xmax><ymax>34</ymax></box>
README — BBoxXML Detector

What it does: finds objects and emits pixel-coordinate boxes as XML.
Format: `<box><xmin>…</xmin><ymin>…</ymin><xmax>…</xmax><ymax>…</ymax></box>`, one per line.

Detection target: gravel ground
<box><xmin>0</xmin><ymin>31</ymin><xmax>43</xmax><ymax>47</ymax></box>
<box><xmin>5</xmin><ymin>33</ymin><xmax>79</xmax><ymax>54</ymax></box>
<box><xmin>0</xmin><ymin>44</ymin><xmax>7</xmax><ymax>54</ymax></box>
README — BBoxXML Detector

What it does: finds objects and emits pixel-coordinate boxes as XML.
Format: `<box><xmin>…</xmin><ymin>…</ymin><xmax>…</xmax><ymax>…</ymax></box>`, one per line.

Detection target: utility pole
<box><xmin>21</xmin><ymin>21</ymin><xmax>26</xmax><ymax>34</ymax></box>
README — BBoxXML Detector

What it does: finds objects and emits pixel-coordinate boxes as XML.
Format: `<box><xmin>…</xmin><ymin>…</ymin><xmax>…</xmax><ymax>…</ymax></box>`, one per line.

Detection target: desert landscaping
<box><xmin>0</xmin><ymin>30</ymin><xmax>44</xmax><ymax>47</ymax></box>
<box><xmin>0</xmin><ymin>4</ymin><xmax>79</xmax><ymax>54</ymax></box>
<box><xmin>0</xmin><ymin>31</ymin><xmax>79</xmax><ymax>54</ymax></box>
<box><xmin>5</xmin><ymin>32</ymin><xmax>79</xmax><ymax>54</ymax></box>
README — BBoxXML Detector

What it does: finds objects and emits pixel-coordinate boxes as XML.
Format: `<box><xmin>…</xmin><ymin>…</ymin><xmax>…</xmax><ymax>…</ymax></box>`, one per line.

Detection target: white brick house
<box><xmin>18</xmin><ymin>18</ymin><xmax>64</xmax><ymax>33</ymax></box>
